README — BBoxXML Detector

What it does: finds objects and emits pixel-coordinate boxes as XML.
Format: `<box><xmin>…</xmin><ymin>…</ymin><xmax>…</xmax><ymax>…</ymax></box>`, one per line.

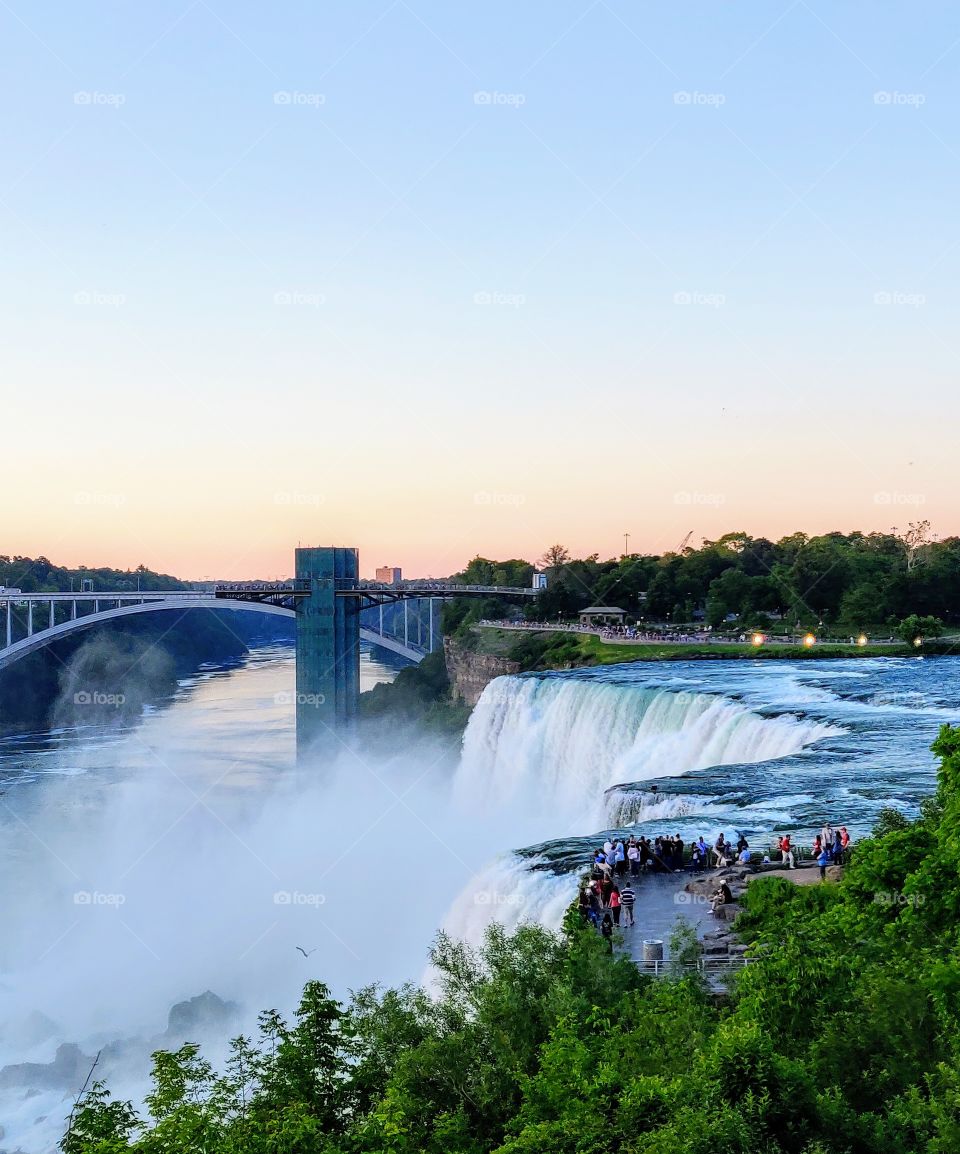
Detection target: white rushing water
<box><xmin>454</xmin><ymin>675</ymin><xmax>842</xmax><ymax>827</ymax></box>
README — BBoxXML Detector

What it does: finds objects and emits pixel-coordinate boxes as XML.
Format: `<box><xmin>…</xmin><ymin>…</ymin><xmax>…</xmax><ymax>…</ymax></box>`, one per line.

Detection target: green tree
<box><xmin>896</xmin><ymin>614</ymin><xmax>944</xmax><ymax>646</ymax></box>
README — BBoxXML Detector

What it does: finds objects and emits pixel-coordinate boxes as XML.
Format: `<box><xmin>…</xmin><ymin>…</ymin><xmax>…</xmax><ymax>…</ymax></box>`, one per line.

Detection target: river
<box><xmin>1</xmin><ymin>646</ymin><xmax>958</xmax><ymax>1150</ymax></box>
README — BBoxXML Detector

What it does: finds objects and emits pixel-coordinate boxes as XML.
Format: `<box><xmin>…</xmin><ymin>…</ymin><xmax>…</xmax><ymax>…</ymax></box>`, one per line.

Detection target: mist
<box><xmin>0</xmin><ymin>648</ymin><xmax>563</xmax><ymax>1153</ymax></box>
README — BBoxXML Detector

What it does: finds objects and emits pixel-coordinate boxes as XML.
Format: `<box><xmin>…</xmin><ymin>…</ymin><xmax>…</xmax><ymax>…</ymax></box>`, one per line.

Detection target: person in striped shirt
<box><xmin>618</xmin><ymin>884</ymin><xmax>636</xmax><ymax>926</ymax></box>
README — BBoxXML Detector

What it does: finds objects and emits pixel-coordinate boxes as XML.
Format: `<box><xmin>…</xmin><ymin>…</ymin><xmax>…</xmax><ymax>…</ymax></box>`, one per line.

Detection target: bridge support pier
<box><xmin>294</xmin><ymin>547</ymin><xmax>360</xmax><ymax>759</ymax></box>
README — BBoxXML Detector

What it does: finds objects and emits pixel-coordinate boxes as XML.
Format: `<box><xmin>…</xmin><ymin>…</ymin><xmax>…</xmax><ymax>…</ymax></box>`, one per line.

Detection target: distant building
<box><xmin>579</xmin><ymin>606</ymin><xmax>627</xmax><ymax>627</ymax></box>
<box><xmin>532</xmin><ymin>572</ymin><xmax>548</xmax><ymax>590</ymax></box>
<box><xmin>376</xmin><ymin>566</ymin><xmax>402</xmax><ymax>585</ymax></box>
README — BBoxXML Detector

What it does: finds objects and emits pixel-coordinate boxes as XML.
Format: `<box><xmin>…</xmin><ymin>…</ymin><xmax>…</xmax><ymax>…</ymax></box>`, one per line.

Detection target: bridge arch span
<box><xmin>0</xmin><ymin>598</ymin><xmax>425</xmax><ymax>674</ymax></box>
<box><xmin>0</xmin><ymin>599</ymin><xmax>294</xmax><ymax>673</ymax></box>
<box><xmin>358</xmin><ymin>628</ymin><xmax>424</xmax><ymax>664</ymax></box>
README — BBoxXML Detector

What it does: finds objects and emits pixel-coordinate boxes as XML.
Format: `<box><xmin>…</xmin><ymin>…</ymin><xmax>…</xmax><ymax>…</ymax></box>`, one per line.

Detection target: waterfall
<box><xmin>454</xmin><ymin>674</ymin><xmax>842</xmax><ymax>828</ymax></box>
<box><xmin>441</xmin><ymin>672</ymin><xmax>844</xmax><ymax>949</ymax></box>
<box><xmin>439</xmin><ymin>854</ymin><xmax>575</xmax><ymax>948</ymax></box>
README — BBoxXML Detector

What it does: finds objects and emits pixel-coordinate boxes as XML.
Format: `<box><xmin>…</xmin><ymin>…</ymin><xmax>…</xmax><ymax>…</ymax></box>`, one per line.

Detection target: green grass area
<box><xmin>577</xmin><ymin>634</ymin><xmax>913</xmax><ymax>664</ymax></box>
<box><xmin>470</xmin><ymin>626</ymin><xmax>918</xmax><ymax>668</ymax></box>
<box><xmin>468</xmin><ymin>627</ymin><xmax>523</xmax><ymax>656</ymax></box>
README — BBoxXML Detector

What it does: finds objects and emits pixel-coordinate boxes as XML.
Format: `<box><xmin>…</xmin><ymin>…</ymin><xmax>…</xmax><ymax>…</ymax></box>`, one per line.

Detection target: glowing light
<box><xmin>752</xmin><ymin>633</ymin><xmax>765</xmax><ymax>646</ymax></box>
<box><xmin>803</xmin><ymin>633</ymin><xmax>816</xmax><ymax>647</ymax></box>
<box><xmin>857</xmin><ymin>634</ymin><xmax>868</xmax><ymax>646</ymax></box>
<box><xmin>914</xmin><ymin>636</ymin><xmax>923</xmax><ymax>647</ymax></box>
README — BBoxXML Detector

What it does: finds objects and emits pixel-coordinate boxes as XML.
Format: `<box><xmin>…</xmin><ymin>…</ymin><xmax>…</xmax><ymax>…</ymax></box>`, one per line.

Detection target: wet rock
<box><xmin>713</xmin><ymin>902</ymin><xmax>742</xmax><ymax>923</ymax></box>
<box><xmin>702</xmin><ymin>939</ymin><xmax>729</xmax><ymax>955</ymax></box>
<box><xmin>0</xmin><ymin>1042</ymin><xmax>94</xmax><ymax>1090</ymax></box>
<box><xmin>165</xmin><ymin>991</ymin><xmax>239</xmax><ymax>1041</ymax></box>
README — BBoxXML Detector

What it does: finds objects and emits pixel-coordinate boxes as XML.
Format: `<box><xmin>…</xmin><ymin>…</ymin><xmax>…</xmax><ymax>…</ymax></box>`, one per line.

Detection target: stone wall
<box><xmin>443</xmin><ymin>637</ymin><xmax>520</xmax><ymax>707</ymax></box>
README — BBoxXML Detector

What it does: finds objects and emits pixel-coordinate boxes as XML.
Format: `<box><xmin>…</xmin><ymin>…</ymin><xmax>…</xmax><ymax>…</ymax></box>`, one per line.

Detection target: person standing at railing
<box><xmin>778</xmin><ymin>834</ymin><xmax>795</xmax><ymax>869</ymax></box>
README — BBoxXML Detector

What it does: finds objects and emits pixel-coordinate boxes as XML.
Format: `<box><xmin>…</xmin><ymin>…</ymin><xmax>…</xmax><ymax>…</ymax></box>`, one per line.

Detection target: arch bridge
<box><xmin>0</xmin><ymin>547</ymin><xmax>540</xmax><ymax>754</ymax></box>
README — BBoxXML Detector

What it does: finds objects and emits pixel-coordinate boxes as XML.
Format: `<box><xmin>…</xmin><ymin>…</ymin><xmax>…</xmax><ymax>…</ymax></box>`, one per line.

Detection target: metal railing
<box><xmin>640</xmin><ymin>955</ymin><xmax>752</xmax><ymax>979</ymax></box>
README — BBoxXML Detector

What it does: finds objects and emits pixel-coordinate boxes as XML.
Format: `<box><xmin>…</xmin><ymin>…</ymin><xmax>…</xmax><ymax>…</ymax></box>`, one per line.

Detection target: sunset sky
<box><xmin>2</xmin><ymin>1</ymin><xmax>957</xmax><ymax>579</ymax></box>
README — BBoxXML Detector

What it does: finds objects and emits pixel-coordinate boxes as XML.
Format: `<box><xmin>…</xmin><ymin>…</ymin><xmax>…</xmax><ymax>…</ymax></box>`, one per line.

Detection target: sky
<box><xmin>1</xmin><ymin>0</ymin><xmax>958</xmax><ymax>579</ymax></box>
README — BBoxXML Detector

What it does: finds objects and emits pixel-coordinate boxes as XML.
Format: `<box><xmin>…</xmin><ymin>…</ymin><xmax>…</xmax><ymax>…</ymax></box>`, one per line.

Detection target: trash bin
<box><xmin>642</xmin><ymin>939</ymin><xmax>664</xmax><ymax>963</ymax></box>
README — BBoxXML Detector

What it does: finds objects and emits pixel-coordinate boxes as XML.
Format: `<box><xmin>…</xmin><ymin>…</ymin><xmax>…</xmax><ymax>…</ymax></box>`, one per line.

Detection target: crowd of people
<box><xmin>810</xmin><ymin>823</ymin><xmax>851</xmax><ymax>877</ymax></box>
<box><xmin>477</xmin><ymin>618</ymin><xmax>714</xmax><ymax>643</ymax></box>
<box><xmin>580</xmin><ymin>823</ymin><xmax>855</xmax><ymax>947</ymax></box>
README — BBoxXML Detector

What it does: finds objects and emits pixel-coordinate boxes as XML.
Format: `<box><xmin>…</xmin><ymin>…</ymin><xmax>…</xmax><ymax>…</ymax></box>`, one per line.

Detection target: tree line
<box><xmin>446</xmin><ymin>524</ymin><xmax>958</xmax><ymax>632</ymax></box>
<box><xmin>0</xmin><ymin>555</ymin><xmax>186</xmax><ymax>593</ymax></box>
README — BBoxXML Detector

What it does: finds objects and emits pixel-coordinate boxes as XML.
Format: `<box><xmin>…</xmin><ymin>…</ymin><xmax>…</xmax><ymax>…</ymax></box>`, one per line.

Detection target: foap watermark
<box><xmin>474</xmin><ymin>490</ymin><xmax>526</xmax><ymax>507</ymax></box>
<box><xmin>674</xmin><ymin>491</ymin><xmax>726</xmax><ymax>507</ymax></box>
<box><xmin>674</xmin><ymin>90</ymin><xmax>725</xmax><ymax>107</ymax></box>
<box><xmin>874</xmin><ymin>491</ymin><xmax>926</xmax><ymax>507</ymax></box>
<box><xmin>674</xmin><ymin>891</ymin><xmax>710</xmax><ymax>906</ymax></box>
<box><xmin>74</xmin><ymin>890</ymin><xmax>126</xmax><ymax>906</ymax></box>
<box><xmin>274</xmin><ymin>290</ymin><xmax>325</xmax><ymax>307</ymax></box>
<box><xmin>474</xmin><ymin>890</ymin><xmax>524</xmax><ymax>906</ymax></box>
<box><xmin>873</xmin><ymin>90</ymin><xmax>925</xmax><ymax>107</ymax></box>
<box><xmin>473</xmin><ymin>290</ymin><xmax>525</xmax><ymax>308</ymax></box>
<box><xmin>273</xmin><ymin>91</ymin><xmax>326</xmax><ymax>107</ymax></box>
<box><xmin>73</xmin><ymin>91</ymin><xmax>126</xmax><ymax>107</ymax></box>
<box><xmin>872</xmin><ymin>691</ymin><xmax>930</xmax><ymax>709</ymax></box>
<box><xmin>873</xmin><ymin>890</ymin><xmax>924</xmax><ymax>908</ymax></box>
<box><xmin>673</xmin><ymin>290</ymin><xmax>725</xmax><ymax>308</ymax></box>
<box><xmin>74</xmin><ymin>690</ymin><xmax>126</xmax><ymax>708</ymax></box>
<box><xmin>274</xmin><ymin>691</ymin><xmax>326</xmax><ymax>708</ymax></box>
<box><xmin>74</xmin><ymin>490</ymin><xmax>127</xmax><ymax>508</ymax></box>
<box><xmin>274</xmin><ymin>490</ymin><xmax>325</xmax><ymax>508</ymax></box>
<box><xmin>73</xmin><ymin>290</ymin><xmax>126</xmax><ymax>308</ymax></box>
<box><xmin>274</xmin><ymin>890</ymin><xmax>326</xmax><ymax>906</ymax></box>
<box><xmin>474</xmin><ymin>90</ymin><xmax>526</xmax><ymax>107</ymax></box>
<box><xmin>873</xmin><ymin>291</ymin><xmax>925</xmax><ymax>308</ymax></box>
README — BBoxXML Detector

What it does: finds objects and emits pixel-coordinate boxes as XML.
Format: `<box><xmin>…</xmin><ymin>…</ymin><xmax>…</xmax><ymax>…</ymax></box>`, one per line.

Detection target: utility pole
<box><xmin>623</xmin><ymin>531</ymin><xmax>630</xmax><ymax>556</ymax></box>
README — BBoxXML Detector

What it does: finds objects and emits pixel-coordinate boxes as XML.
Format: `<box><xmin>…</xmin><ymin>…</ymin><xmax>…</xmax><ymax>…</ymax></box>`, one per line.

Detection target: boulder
<box><xmin>713</xmin><ymin>902</ymin><xmax>742</xmax><ymax>923</ymax></box>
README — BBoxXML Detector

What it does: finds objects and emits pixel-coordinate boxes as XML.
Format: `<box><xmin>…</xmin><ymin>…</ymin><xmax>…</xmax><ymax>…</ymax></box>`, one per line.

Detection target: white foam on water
<box><xmin>455</xmin><ymin>676</ymin><xmax>843</xmax><ymax>830</ymax></box>
<box><xmin>439</xmin><ymin>854</ymin><xmax>575</xmax><ymax>948</ymax></box>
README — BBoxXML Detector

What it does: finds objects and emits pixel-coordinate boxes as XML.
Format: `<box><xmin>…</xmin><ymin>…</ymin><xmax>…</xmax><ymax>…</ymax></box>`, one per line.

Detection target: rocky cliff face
<box><xmin>444</xmin><ymin>638</ymin><xmax>520</xmax><ymax>707</ymax></box>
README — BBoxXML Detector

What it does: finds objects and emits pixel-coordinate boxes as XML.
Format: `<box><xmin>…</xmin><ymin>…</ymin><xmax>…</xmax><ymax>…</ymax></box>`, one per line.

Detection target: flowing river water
<box><xmin>1</xmin><ymin>644</ymin><xmax>958</xmax><ymax>1150</ymax></box>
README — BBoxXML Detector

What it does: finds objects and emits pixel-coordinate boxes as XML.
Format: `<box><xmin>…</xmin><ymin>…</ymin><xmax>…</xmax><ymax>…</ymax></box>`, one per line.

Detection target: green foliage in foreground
<box><xmin>64</xmin><ymin>726</ymin><xmax>960</xmax><ymax>1153</ymax></box>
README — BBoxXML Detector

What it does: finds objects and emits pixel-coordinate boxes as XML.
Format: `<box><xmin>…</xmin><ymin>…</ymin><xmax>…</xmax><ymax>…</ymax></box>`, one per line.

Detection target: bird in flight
<box><xmin>296</xmin><ymin>946</ymin><xmax>316</xmax><ymax>958</ymax></box>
